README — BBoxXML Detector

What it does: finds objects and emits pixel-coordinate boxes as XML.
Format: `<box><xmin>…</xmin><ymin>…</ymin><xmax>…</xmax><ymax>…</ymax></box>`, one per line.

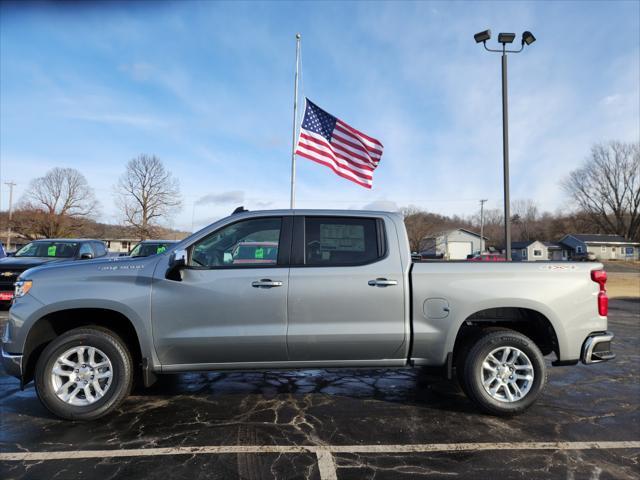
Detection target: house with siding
<box><xmin>511</xmin><ymin>241</ymin><xmax>570</xmax><ymax>262</ymax></box>
<box><xmin>545</xmin><ymin>242</ymin><xmax>570</xmax><ymax>261</ymax></box>
<box><xmin>103</xmin><ymin>238</ymin><xmax>140</xmax><ymax>254</ymax></box>
<box><xmin>559</xmin><ymin>234</ymin><xmax>640</xmax><ymax>261</ymax></box>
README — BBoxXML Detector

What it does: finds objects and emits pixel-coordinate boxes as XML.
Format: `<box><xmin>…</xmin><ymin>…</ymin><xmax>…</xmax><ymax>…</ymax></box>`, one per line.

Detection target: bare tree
<box><xmin>19</xmin><ymin>167</ymin><xmax>98</xmax><ymax>238</ymax></box>
<box><xmin>562</xmin><ymin>141</ymin><xmax>640</xmax><ymax>240</ymax></box>
<box><xmin>511</xmin><ymin>199</ymin><xmax>540</xmax><ymax>241</ymax></box>
<box><xmin>116</xmin><ymin>155</ymin><xmax>182</xmax><ymax>239</ymax></box>
<box><xmin>402</xmin><ymin>207</ymin><xmax>459</xmax><ymax>252</ymax></box>
<box><xmin>470</xmin><ymin>208</ymin><xmax>503</xmax><ymax>248</ymax></box>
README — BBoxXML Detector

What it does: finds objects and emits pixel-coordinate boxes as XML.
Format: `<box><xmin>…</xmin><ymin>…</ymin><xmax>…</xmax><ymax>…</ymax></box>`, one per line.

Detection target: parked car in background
<box><xmin>468</xmin><ymin>253</ymin><xmax>507</xmax><ymax>262</ymax></box>
<box><xmin>573</xmin><ymin>251</ymin><xmax>597</xmax><ymax>262</ymax></box>
<box><xmin>129</xmin><ymin>240</ymin><xmax>178</xmax><ymax>258</ymax></box>
<box><xmin>0</xmin><ymin>239</ymin><xmax>107</xmax><ymax>304</ymax></box>
<box><xmin>231</xmin><ymin>241</ymin><xmax>278</xmax><ymax>264</ymax></box>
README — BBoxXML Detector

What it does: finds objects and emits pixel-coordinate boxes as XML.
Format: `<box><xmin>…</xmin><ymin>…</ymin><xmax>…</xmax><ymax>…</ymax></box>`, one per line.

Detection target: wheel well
<box><xmin>22</xmin><ymin>308</ymin><xmax>142</xmax><ymax>386</ymax></box>
<box><xmin>453</xmin><ymin>307</ymin><xmax>559</xmax><ymax>366</ymax></box>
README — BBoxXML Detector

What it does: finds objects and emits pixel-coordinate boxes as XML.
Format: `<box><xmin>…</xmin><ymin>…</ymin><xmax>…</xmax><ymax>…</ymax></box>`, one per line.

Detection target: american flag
<box><xmin>295</xmin><ymin>99</ymin><xmax>383</xmax><ymax>189</ymax></box>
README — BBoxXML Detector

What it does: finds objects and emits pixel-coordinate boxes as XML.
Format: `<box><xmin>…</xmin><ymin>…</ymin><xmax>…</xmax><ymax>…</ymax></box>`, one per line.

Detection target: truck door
<box><xmin>287</xmin><ymin>215</ymin><xmax>406</xmax><ymax>361</ymax></box>
<box><xmin>151</xmin><ymin>216</ymin><xmax>291</xmax><ymax>366</ymax></box>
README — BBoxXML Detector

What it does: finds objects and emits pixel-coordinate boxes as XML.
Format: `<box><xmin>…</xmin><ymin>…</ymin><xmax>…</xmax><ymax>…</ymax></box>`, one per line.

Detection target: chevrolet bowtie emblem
<box><xmin>1</xmin><ymin>272</ymin><xmax>15</xmax><ymax>277</ymax></box>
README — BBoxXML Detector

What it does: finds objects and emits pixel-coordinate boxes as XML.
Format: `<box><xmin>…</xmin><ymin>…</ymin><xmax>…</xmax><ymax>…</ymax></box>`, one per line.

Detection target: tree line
<box><xmin>405</xmin><ymin>141</ymin><xmax>639</xmax><ymax>252</ymax></box>
<box><xmin>3</xmin><ymin>155</ymin><xmax>182</xmax><ymax>241</ymax></box>
<box><xmin>2</xmin><ymin>141</ymin><xmax>639</xmax><ymax>246</ymax></box>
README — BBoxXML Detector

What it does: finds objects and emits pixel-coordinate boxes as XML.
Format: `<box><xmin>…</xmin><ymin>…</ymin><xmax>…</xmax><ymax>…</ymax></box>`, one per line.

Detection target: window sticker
<box><xmin>156</xmin><ymin>246</ymin><xmax>166</xmax><ymax>254</ymax></box>
<box><xmin>255</xmin><ymin>247</ymin><xmax>264</xmax><ymax>259</ymax></box>
<box><xmin>47</xmin><ymin>245</ymin><xmax>57</xmax><ymax>256</ymax></box>
<box><xmin>319</xmin><ymin>224</ymin><xmax>365</xmax><ymax>252</ymax></box>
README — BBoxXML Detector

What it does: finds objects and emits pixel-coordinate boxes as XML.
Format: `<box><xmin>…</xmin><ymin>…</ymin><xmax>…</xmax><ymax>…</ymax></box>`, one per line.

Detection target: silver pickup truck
<box><xmin>2</xmin><ymin>209</ymin><xmax>614</xmax><ymax>420</ymax></box>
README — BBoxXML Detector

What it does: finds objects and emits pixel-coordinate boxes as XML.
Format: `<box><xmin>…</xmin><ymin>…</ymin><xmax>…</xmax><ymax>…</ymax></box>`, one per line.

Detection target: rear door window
<box><xmin>303</xmin><ymin>217</ymin><xmax>382</xmax><ymax>266</ymax></box>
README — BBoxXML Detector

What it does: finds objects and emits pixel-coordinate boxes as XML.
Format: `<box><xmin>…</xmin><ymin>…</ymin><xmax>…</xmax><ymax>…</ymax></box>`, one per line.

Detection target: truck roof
<box><xmin>29</xmin><ymin>238</ymin><xmax>104</xmax><ymax>243</ymax></box>
<box><xmin>137</xmin><ymin>240</ymin><xmax>179</xmax><ymax>244</ymax></box>
<box><xmin>231</xmin><ymin>208</ymin><xmax>402</xmax><ymax>218</ymax></box>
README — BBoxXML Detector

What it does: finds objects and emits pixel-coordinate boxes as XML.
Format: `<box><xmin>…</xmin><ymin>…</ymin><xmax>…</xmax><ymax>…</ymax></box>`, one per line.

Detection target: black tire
<box><xmin>35</xmin><ymin>327</ymin><xmax>133</xmax><ymax>420</ymax></box>
<box><xmin>460</xmin><ymin>329</ymin><xmax>547</xmax><ymax>416</ymax></box>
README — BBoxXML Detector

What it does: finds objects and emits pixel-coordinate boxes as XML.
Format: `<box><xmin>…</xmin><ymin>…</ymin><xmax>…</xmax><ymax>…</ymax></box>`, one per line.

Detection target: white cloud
<box><xmin>195</xmin><ymin>190</ymin><xmax>245</xmax><ymax>206</ymax></box>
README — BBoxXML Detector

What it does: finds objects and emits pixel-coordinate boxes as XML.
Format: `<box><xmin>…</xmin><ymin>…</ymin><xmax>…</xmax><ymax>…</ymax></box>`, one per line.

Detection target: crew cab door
<box><xmin>151</xmin><ymin>216</ymin><xmax>291</xmax><ymax>366</ymax></box>
<box><xmin>287</xmin><ymin>215</ymin><xmax>406</xmax><ymax>361</ymax></box>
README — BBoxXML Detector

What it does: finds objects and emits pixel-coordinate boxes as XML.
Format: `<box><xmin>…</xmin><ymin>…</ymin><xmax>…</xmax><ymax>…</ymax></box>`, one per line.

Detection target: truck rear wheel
<box><xmin>460</xmin><ymin>329</ymin><xmax>547</xmax><ymax>416</ymax></box>
<box><xmin>35</xmin><ymin>327</ymin><xmax>133</xmax><ymax>420</ymax></box>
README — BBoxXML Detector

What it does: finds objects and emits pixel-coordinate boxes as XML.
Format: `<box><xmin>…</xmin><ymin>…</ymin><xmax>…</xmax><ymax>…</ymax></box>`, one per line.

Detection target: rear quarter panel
<box><xmin>411</xmin><ymin>262</ymin><xmax>606</xmax><ymax>365</ymax></box>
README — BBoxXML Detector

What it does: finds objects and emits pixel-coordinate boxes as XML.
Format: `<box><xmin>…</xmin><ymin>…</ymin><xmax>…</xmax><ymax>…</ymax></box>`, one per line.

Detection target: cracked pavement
<box><xmin>1</xmin><ymin>299</ymin><xmax>638</xmax><ymax>479</ymax></box>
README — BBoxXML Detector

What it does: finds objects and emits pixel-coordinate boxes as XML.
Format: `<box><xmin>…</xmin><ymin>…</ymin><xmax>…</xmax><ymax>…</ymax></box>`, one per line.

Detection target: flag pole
<box><xmin>290</xmin><ymin>33</ymin><xmax>301</xmax><ymax>209</ymax></box>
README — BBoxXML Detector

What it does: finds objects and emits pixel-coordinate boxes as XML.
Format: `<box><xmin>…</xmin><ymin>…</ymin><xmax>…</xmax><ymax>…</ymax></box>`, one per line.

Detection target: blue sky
<box><xmin>1</xmin><ymin>0</ymin><xmax>638</xmax><ymax>231</ymax></box>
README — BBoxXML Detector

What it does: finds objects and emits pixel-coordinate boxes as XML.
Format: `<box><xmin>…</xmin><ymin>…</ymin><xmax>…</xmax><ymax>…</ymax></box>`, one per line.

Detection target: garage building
<box><xmin>420</xmin><ymin>228</ymin><xmax>488</xmax><ymax>260</ymax></box>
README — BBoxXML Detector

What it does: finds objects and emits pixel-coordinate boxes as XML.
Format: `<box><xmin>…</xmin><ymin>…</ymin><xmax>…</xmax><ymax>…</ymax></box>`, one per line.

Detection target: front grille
<box><xmin>0</xmin><ymin>269</ymin><xmax>23</xmax><ymax>291</ymax></box>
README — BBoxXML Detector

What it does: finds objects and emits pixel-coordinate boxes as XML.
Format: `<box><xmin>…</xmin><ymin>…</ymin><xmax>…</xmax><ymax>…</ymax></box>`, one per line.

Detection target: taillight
<box><xmin>591</xmin><ymin>269</ymin><xmax>608</xmax><ymax>316</ymax></box>
<box><xmin>591</xmin><ymin>269</ymin><xmax>607</xmax><ymax>288</ymax></box>
<box><xmin>597</xmin><ymin>292</ymin><xmax>608</xmax><ymax>316</ymax></box>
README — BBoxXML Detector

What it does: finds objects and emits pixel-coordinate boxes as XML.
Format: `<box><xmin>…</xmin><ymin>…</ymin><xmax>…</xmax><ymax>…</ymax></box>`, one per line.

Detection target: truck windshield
<box><xmin>15</xmin><ymin>241</ymin><xmax>79</xmax><ymax>258</ymax></box>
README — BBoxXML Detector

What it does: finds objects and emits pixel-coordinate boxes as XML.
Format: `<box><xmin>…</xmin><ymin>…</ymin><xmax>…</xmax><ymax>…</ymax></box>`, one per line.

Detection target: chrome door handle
<box><xmin>252</xmin><ymin>279</ymin><xmax>283</xmax><ymax>288</ymax></box>
<box><xmin>368</xmin><ymin>278</ymin><xmax>398</xmax><ymax>287</ymax></box>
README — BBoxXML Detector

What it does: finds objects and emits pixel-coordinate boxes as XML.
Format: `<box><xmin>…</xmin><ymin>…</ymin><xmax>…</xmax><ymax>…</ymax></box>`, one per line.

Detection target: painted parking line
<box><xmin>1</xmin><ymin>441</ymin><xmax>638</xmax><ymax>480</ymax></box>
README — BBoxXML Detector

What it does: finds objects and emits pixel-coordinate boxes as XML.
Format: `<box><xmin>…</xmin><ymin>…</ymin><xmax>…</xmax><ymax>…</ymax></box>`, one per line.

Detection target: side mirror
<box><xmin>166</xmin><ymin>248</ymin><xmax>187</xmax><ymax>280</ymax></box>
<box><xmin>80</xmin><ymin>253</ymin><xmax>94</xmax><ymax>260</ymax></box>
<box><xmin>171</xmin><ymin>248</ymin><xmax>188</xmax><ymax>267</ymax></box>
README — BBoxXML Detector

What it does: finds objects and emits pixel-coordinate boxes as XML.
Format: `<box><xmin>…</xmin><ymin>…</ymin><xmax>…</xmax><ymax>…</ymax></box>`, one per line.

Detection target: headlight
<box><xmin>14</xmin><ymin>280</ymin><xmax>33</xmax><ymax>298</ymax></box>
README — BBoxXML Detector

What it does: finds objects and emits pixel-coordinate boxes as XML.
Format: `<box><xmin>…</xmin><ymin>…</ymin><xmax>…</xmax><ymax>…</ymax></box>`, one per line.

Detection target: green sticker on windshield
<box><xmin>255</xmin><ymin>248</ymin><xmax>264</xmax><ymax>259</ymax></box>
<box><xmin>157</xmin><ymin>246</ymin><xmax>166</xmax><ymax>254</ymax></box>
<box><xmin>47</xmin><ymin>245</ymin><xmax>57</xmax><ymax>256</ymax></box>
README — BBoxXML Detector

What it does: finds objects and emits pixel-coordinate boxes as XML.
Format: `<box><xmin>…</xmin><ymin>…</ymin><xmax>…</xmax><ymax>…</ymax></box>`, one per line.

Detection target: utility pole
<box><xmin>5</xmin><ymin>181</ymin><xmax>16</xmax><ymax>251</ymax></box>
<box><xmin>479</xmin><ymin>199</ymin><xmax>488</xmax><ymax>254</ymax></box>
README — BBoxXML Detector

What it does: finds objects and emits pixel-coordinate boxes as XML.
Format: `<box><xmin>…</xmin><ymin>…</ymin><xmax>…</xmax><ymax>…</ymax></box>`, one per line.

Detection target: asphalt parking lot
<box><xmin>1</xmin><ymin>300</ymin><xmax>639</xmax><ymax>480</ymax></box>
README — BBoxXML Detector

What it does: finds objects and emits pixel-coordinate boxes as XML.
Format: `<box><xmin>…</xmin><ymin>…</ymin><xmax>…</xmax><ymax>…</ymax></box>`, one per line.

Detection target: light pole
<box><xmin>474</xmin><ymin>29</ymin><xmax>536</xmax><ymax>261</ymax></box>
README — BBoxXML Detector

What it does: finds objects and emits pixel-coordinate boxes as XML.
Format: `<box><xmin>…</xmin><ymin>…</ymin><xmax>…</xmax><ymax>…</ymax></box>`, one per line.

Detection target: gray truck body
<box><xmin>2</xmin><ymin>209</ymin><xmax>612</xmax><ymax>385</ymax></box>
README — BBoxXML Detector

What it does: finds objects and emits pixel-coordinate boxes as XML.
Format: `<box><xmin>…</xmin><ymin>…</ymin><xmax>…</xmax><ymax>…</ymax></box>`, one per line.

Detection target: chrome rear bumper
<box><xmin>581</xmin><ymin>331</ymin><xmax>615</xmax><ymax>364</ymax></box>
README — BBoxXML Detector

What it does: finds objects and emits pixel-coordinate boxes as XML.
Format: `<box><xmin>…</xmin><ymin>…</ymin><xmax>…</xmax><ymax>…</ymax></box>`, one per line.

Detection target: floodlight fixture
<box><xmin>522</xmin><ymin>31</ymin><xmax>536</xmax><ymax>46</ymax></box>
<box><xmin>498</xmin><ymin>33</ymin><xmax>516</xmax><ymax>44</ymax></box>
<box><xmin>474</xmin><ymin>29</ymin><xmax>491</xmax><ymax>43</ymax></box>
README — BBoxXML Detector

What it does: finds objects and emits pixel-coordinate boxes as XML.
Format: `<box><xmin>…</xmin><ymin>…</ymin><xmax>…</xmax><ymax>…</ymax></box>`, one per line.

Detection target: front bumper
<box><xmin>1</xmin><ymin>345</ymin><xmax>22</xmax><ymax>379</ymax></box>
<box><xmin>581</xmin><ymin>331</ymin><xmax>615</xmax><ymax>364</ymax></box>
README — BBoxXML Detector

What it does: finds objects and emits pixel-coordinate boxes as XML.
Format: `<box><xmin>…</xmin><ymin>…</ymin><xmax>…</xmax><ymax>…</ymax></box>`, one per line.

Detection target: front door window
<box><xmin>190</xmin><ymin>217</ymin><xmax>282</xmax><ymax>268</ymax></box>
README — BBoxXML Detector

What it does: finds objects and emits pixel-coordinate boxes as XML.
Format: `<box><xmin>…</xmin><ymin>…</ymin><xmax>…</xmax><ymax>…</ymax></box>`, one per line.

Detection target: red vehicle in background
<box><xmin>467</xmin><ymin>253</ymin><xmax>507</xmax><ymax>262</ymax></box>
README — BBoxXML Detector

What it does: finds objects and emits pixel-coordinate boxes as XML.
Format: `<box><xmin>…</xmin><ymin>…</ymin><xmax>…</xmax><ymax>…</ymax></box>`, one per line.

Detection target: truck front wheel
<box><xmin>460</xmin><ymin>329</ymin><xmax>547</xmax><ymax>416</ymax></box>
<box><xmin>34</xmin><ymin>327</ymin><xmax>133</xmax><ymax>420</ymax></box>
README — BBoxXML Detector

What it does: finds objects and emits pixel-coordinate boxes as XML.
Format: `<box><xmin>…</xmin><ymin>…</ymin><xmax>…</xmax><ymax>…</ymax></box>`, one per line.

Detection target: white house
<box><xmin>420</xmin><ymin>228</ymin><xmax>488</xmax><ymax>260</ymax></box>
<box><xmin>103</xmin><ymin>238</ymin><xmax>139</xmax><ymax>254</ymax></box>
<box><xmin>511</xmin><ymin>241</ymin><xmax>569</xmax><ymax>261</ymax></box>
